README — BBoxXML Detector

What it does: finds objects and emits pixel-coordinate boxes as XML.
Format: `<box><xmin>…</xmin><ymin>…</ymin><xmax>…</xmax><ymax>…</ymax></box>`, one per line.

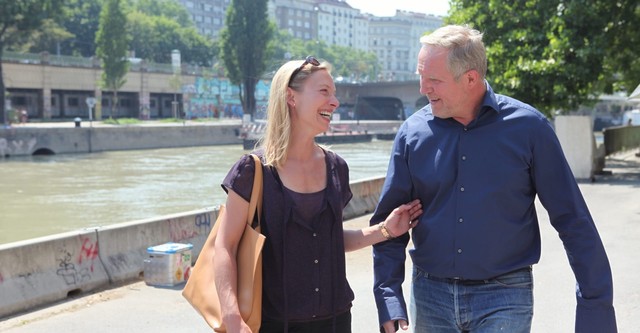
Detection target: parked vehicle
<box><xmin>335</xmin><ymin>97</ymin><xmax>405</xmax><ymax>121</ymax></box>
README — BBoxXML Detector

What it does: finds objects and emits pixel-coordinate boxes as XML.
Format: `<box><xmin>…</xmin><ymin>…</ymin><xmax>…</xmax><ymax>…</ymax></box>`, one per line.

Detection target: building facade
<box><xmin>178</xmin><ymin>0</ymin><xmax>443</xmax><ymax>81</ymax></box>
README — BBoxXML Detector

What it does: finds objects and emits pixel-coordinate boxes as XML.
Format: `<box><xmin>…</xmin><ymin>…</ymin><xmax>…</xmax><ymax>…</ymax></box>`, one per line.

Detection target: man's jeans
<box><xmin>410</xmin><ymin>266</ymin><xmax>533</xmax><ymax>333</ymax></box>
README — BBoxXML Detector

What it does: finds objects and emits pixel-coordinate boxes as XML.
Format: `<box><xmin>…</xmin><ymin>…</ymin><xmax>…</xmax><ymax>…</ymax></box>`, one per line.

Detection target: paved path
<box><xmin>1</xmin><ymin>151</ymin><xmax>638</xmax><ymax>332</ymax></box>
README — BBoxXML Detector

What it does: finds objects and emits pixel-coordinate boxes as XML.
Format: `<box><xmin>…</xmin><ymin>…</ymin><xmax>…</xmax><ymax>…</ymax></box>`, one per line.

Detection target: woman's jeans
<box><xmin>411</xmin><ymin>266</ymin><xmax>533</xmax><ymax>333</ymax></box>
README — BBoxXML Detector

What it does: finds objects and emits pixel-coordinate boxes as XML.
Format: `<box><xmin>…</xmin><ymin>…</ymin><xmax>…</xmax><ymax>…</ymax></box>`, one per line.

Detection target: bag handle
<box><xmin>247</xmin><ymin>154</ymin><xmax>263</xmax><ymax>230</ymax></box>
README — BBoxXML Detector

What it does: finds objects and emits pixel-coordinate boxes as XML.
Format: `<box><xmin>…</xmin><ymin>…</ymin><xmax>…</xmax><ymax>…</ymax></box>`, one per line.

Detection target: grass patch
<box><xmin>102</xmin><ymin>118</ymin><xmax>141</xmax><ymax>125</ymax></box>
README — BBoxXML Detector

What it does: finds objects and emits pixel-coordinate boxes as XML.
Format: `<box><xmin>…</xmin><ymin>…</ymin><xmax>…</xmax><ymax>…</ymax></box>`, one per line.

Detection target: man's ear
<box><xmin>465</xmin><ymin>69</ymin><xmax>481</xmax><ymax>87</ymax></box>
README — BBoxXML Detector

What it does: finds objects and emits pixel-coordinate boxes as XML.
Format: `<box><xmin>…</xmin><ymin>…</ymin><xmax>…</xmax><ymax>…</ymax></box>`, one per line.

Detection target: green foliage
<box><xmin>96</xmin><ymin>0</ymin><xmax>130</xmax><ymax>117</ymax></box>
<box><xmin>220</xmin><ymin>0</ymin><xmax>274</xmax><ymax>117</ymax></box>
<box><xmin>128</xmin><ymin>0</ymin><xmax>215</xmax><ymax>65</ymax></box>
<box><xmin>131</xmin><ymin>0</ymin><xmax>193</xmax><ymax>28</ymax></box>
<box><xmin>269</xmin><ymin>29</ymin><xmax>380</xmax><ymax>82</ymax></box>
<box><xmin>447</xmin><ymin>0</ymin><xmax>640</xmax><ymax>116</ymax></box>
<box><xmin>11</xmin><ymin>19</ymin><xmax>74</xmax><ymax>54</ymax></box>
<box><xmin>600</xmin><ymin>1</ymin><xmax>640</xmax><ymax>94</ymax></box>
<box><xmin>58</xmin><ymin>0</ymin><xmax>102</xmax><ymax>57</ymax></box>
<box><xmin>0</xmin><ymin>0</ymin><xmax>65</xmax><ymax>124</ymax></box>
<box><xmin>102</xmin><ymin>117</ymin><xmax>141</xmax><ymax>125</ymax></box>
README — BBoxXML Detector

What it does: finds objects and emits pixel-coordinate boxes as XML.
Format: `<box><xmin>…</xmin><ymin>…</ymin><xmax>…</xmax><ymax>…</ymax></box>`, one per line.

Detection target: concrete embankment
<box><xmin>0</xmin><ymin>122</ymin><xmax>243</xmax><ymax>157</ymax></box>
<box><xmin>0</xmin><ymin>176</ymin><xmax>385</xmax><ymax>319</ymax></box>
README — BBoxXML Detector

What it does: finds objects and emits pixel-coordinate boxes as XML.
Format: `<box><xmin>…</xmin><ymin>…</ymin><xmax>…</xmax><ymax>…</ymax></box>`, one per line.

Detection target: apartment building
<box><xmin>176</xmin><ymin>0</ymin><xmax>230</xmax><ymax>39</ymax></box>
<box><xmin>178</xmin><ymin>0</ymin><xmax>443</xmax><ymax>81</ymax></box>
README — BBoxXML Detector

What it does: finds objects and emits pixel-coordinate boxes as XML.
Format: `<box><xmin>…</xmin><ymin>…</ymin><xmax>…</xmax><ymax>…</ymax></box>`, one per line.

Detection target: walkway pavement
<box><xmin>1</xmin><ymin>151</ymin><xmax>639</xmax><ymax>333</ymax></box>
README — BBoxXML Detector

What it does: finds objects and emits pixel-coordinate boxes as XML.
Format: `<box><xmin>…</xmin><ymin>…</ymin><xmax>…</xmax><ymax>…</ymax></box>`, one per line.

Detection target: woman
<box><xmin>214</xmin><ymin>56</ymin><xmax>422</xmax><ymax>333</ymax></box>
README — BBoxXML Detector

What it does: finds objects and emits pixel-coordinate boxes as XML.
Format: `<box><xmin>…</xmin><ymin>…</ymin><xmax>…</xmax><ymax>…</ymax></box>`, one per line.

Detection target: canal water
<box><xmin>0</xmin><ymin>140</ymin><xmax>393</xmax><ymax>244</ymax></box>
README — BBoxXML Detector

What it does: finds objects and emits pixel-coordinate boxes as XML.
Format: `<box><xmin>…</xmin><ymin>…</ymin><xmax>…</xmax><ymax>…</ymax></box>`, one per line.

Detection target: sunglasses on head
<box><xmin>288</xmin><ymin>56</ymin><xmax>320</xmax><ymax>87</ymax></box>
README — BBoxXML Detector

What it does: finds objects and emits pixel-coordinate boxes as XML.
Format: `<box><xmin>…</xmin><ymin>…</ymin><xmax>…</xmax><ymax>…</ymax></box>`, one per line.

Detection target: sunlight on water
<box><xmin>0</xmin><ymin>141</ymin><xmax>393</xmax><ymax>244</ymax></box>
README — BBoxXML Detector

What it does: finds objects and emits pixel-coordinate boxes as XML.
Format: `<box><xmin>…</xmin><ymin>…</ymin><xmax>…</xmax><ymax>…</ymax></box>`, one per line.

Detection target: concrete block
<box><xmin>344</xmin><ymin>177</ymin><xmax>385</xmax><ymax>220</ymax></box>
<box><xmin>555</xmin><ymin>115</ymin><xmax>595</xmax><ymax>180</ymax></box>
<box><xmin>0</xmin><ymin>229</ymin><xmax>109</xmax><ymax>318</ymax></box>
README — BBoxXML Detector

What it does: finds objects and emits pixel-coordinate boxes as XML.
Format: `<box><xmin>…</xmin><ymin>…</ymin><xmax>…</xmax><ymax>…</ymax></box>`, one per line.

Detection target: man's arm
<box><xmin>371</xmin><ymin>129</ymin><xmax>414</xmax><ymax>329</ymax></box>
<box><xmin>531</xmin><ymin>118</ymin><xmax>617</xmax><ymax>332</ymax></box>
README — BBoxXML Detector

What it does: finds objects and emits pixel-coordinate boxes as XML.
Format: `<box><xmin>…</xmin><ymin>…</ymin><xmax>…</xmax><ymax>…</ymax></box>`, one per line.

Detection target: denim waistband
<box><xmin>420</xmin><ymin>266</ymin><xmax>532</xmax><ymax>286</ymax></box>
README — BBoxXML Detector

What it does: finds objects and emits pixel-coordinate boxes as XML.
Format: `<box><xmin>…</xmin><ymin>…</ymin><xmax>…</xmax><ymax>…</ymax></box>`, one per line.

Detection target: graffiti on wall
<box><xmin>0</xmin><ymin>137</ymin><xmax>37</xmax><ymax>157</ymax></box>
<box><xmin>55</xmin><ymin>236</ymin><xmax>99</xmax><ymax>285</ymax></box>
<box><xmin>169</xmin><ymin>212</ymin><xmax>212</xmax><ymax>242</ymax></box>
<box><xmin>56</xmin><ymin>249</ymin><xmax>91</xmax><ymax>286</ymax></box>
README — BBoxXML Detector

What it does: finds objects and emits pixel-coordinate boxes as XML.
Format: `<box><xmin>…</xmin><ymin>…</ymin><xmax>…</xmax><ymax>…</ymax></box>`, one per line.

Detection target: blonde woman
<box><xmin>214</xmin><ymin>56</ymin><xmax>422</xmax><ymax>333</ymax></box>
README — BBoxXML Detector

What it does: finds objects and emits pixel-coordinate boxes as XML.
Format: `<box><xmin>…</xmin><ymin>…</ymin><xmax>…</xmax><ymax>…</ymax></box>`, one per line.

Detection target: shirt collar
<box><xmin>480</xmin><ymin>80</ymin><xmax>500</xmax><ymax>114</ymax></box>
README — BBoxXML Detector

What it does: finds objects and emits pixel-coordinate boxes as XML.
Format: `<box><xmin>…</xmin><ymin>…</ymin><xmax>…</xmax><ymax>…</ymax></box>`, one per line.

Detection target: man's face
<box><xmin>417</xmin><ymin>46</ymin><xmax>467</xmax><ymax>121</ymax></box>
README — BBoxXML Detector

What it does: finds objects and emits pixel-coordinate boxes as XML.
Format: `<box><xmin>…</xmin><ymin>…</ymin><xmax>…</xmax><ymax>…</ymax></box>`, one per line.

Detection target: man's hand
<box><xmin>382</xmin><ymin>319</ymin><xmax>409</xmax><ymax>332</ymax></box>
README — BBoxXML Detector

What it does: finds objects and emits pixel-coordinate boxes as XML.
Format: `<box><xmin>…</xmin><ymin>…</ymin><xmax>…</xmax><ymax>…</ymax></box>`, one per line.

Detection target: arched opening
<box><xmin>32</xmin><ymin>148</ymin><xmax>55</xmax><ymax>156</ymax></box>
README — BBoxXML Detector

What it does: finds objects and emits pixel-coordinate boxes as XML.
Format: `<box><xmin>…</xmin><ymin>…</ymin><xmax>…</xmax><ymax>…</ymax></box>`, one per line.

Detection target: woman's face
<box><xmin>289</xmin><ymin>69</ymin><xmax>340</xmax><ymax>134</ymax></box>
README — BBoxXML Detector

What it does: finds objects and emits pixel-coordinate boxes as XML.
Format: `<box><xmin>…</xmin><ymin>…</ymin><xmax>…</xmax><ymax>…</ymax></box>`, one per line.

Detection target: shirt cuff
<box><xmin>575</xmin><ymin>304</ymin><xmax>617</xmax><ymax>333</ymax></box>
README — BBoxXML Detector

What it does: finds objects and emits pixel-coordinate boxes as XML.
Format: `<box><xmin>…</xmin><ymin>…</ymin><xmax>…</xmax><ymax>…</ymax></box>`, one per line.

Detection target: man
<box><xmin>371</xmin><ymin>25</ymin><xmax>617</xmax><ymax>333</ymax></box>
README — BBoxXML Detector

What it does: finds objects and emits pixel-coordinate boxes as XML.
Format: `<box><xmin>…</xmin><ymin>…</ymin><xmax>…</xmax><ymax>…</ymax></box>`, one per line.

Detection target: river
<box><xmin>0</xmin><ymin>140</ymin><xmax>393</xmax><ymax>244</ymax></box>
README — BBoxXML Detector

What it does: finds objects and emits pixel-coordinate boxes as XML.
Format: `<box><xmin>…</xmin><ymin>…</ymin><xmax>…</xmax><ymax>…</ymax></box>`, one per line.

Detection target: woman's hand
<box><xmin>383</xmin><ymin>199</ymin><xmax>422</xmax><ymax>238</ymax></box>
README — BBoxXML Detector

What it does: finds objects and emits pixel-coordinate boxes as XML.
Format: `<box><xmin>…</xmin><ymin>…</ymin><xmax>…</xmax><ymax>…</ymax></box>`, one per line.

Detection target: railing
<box><xmin>2</xmin><ymin>51</ymin><xmax>203</xmax><ymax>75</ymax></box>
<box><xmin>603</xmin><ymin>125</ymin><xmax>640</xmax><ymax>155</ymax></box>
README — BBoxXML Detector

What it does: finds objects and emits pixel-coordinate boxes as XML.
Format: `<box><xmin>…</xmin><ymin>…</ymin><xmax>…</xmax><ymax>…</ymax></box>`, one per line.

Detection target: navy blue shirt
<box><xmin>371</xmin><ymin>83</ymin><xmax>616</xmax><ymax>332</ymax></box>
<box><xmin>223</xmin><ymin>150</ymin><xmax>354</xmax><ymax>322</ymax></box>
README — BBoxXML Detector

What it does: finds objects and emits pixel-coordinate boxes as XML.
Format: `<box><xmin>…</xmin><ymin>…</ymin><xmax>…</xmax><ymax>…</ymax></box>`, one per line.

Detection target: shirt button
<box><xmin>458</xmin><ymin>217</ymin><xmax>463</xmax><ymax>223</ymax></box>
<box><xmin>460</xmin><ymin>186</ymin><xmax>465</xmax><ymax>192</ymax></box>
<box><xmin>461</xmin><ymin>155</ymin><xmax>466</xmax><ymax>161</ymax></box>
<box><xmin>314</xmin><ymin>259</ymin><xmax>319</xmax><ymax>264</ymax></box>
<box><xmin>315</xmin><ymin>288</ymin><xmax>319</xmax><ymax>292</ymax></box>
<box><xmin>457</xmin><ymin>248</ymin><xmax>463</xmax><ymax>254</ymax></box>
<box><xmin>312</xmin><ymin>233</ymin><xmax>317</xmax><ymax>237</ymax></box>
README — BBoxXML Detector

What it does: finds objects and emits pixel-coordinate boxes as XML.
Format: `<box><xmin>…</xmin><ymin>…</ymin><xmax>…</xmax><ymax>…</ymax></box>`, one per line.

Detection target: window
<box><xmin>12</xmin><ymin>96</ymin><xmax>27</xmax><ymax>106</ymax></box>
<box><xmin>120</xmin><ymin>99</ymin><xmax>132</xmax><ymax>107</ymax></box>
<box><xmin>68</xmin><ymin>97</ymin><xmax>79</xmax><ymax>107</ymax></box>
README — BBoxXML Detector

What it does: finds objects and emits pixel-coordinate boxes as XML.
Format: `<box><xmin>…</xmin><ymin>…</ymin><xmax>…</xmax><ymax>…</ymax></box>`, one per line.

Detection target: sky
<box><xmin>344</xmin><ymin>0</ymin><xmax>450</xmax><ymax>17</ymax></box>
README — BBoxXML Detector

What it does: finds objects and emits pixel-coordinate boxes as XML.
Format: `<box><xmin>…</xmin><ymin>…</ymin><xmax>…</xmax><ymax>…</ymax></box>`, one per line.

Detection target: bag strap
<box><xmin>247</xmin><ymin>154</ymin><xmax>263</xmax><ymax>230</ymax></box>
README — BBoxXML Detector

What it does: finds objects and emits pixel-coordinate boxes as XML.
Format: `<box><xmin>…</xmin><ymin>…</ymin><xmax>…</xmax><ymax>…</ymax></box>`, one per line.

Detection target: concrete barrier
<box><xmin>344</xmin><ymin>176</ymin><xmax>385</xmax><ymax>220</ymax></box>
<box><xmin>0</xmin><ymin>124</ymin><xmax>242</xmax><ymax>157</ymax></box>
<box><xmin>555</xmin><ymin>115</ymin><xmax>596</xmax><ymax>180</ymax></box>
<box><xmin>0</xmin><ymin>177</ymin><xmax>384</xmax><ymax>319</ymax></box>
<box><xmin>0</xmin><ymin>229</ymin><xmax>109</xmax><ymax>318</ymax></box>
<box><xmin>603</xmin><ymin>124</ymin><xmax>640</xmax><ymax>155</ymax></box>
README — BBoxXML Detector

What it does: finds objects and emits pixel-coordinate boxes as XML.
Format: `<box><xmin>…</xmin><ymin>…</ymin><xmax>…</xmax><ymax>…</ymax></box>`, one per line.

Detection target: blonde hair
<box><xmin>420</xmin><ymin>25</ymin><xmax>487</xmax><ymax>80</ymax></box>
<box><xmin>257</xmin><ymin>59</ymin><xmax>331</xmax><ymax>168</ymax></box>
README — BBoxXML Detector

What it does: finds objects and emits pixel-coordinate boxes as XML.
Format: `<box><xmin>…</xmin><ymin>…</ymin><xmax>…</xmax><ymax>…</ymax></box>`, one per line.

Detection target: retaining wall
<box><xmin>0</xmin><ymin>176</ymin><xmax>385</xmax><ymax>319</ymax></box>
<box><xmin>0</xmin><ymin>124</ymin><xmax>242</xmax><ymax>157</ymax></box>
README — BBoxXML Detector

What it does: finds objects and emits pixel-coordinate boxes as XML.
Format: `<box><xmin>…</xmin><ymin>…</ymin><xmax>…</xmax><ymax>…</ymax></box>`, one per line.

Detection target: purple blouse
<box><xmin>222</xmin><ymin>149</ymin><xmax>354</xmax><ymax>322</ymax></box>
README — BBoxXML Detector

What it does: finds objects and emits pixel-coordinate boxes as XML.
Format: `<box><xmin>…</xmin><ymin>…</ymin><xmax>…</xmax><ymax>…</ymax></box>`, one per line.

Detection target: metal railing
<box><xmin>2</xmin><ymin>51</ymin><xmax>203</xmax><ymax>75</ymax></box>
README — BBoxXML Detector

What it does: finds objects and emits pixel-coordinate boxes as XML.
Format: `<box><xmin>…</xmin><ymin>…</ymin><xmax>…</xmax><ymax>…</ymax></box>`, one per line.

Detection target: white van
<box><xmin>622</xmin><ymin>109</ymin><xmax>640</xmax><ymax>126</ymax></box>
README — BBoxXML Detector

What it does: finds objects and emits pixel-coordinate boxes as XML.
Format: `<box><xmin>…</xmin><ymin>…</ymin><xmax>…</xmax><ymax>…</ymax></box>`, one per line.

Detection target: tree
<box><xmin>447</xmin><ymin>0</ymin><xmax>637</xmax><ymax>116</ymax></box>
<box><xmin>600</xmin><ymin>1</ymin><xmax>640</xmax><ymax>95</ymax></box>
<box><xmin>269</xmin><ymin>29</ymin><xmax>380</xmax><ymax>83</ymax></box>
<box><xmin>95</xmin><ymin>0</ymin><xmax>130</xmax><ymax>119</ymax></box>
<box><xmin>127</xmin><ymin>12</ymin><xmax>215</xmax><ymax>65</ymax></box>
<box><xmin>58</xmin><ymin>0</ymin><xmax>102</xmax><ymax>57</ymax></box>
<box><xmin>0</xmin><ymin>0</ymin><xmax>64</xmax><ymax>125</ymax></box>
<box><xmin>15</xmin><ymin>19</ymin><xmax>74</xmax><ymax>55</ymax></box>
<box><xmin>219</xmin><ymin>0</ymin><xmax>274</xmax><ymax>119</ymax></box>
